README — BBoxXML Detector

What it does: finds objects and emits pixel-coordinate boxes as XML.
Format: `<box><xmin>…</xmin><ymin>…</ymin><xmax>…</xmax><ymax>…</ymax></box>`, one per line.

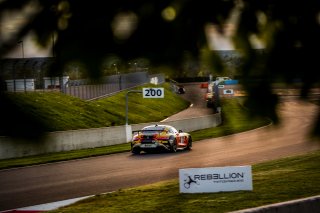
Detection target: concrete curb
<box><xmin>0</xmin><ymin>196</ymin><xmax>93</xmax><ymax>213</ymax></box>
<box><xmin>230</xmin><ymin>195</ymin><xmax>320</xmax><ymax>213</ymax></box>
<box><xmin>2</xmin><ymin>194</ymin><xmax>319</xmax><ymax>212</ymax></box>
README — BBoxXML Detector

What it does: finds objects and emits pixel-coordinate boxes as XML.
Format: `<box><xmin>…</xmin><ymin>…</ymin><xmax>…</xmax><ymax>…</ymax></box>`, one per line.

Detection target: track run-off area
<box><xmin>0</xmin><ymin>83</ymin><xmax>320</xmax><ymax>211</ymax></box>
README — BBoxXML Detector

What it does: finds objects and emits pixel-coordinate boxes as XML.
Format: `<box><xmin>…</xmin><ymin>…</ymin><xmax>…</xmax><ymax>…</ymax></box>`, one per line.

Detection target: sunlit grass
<box><xmin>191</xmin><ymin>98</ymin><xmax>271</xmax><ymax>141</ymax></box>
<box><xmin>3</xmin><ymin>83</ymin><xmax>189</xmax><ymax>132</ymax></box>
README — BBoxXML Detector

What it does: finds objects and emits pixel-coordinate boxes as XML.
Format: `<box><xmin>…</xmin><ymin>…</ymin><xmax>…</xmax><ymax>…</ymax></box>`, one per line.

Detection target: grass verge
<box><xmin>0</xmin><ymin>98</ymin><xmax>270</xmax><ymax>170</ymax></box>
<box><xmin>50</xmin><ymin>150</ymin><xmax>320</xmax><ymax>213</ymax></box>
<box><xmin>191</xmin><ymin>98</ymin><xmax>271</xmax><ymax>141</ymax></box>
<box><xmin>2</xmin><ymin>83</ymin><xmax>189</xmax><ymax>133</ymax></box>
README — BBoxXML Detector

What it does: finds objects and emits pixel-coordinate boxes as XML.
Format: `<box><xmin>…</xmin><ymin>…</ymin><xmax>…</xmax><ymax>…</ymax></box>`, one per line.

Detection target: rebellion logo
<box><xmin>183</xmin><ymin>176</ymin><xmax>200</xmax><ymax>189</ymax></box>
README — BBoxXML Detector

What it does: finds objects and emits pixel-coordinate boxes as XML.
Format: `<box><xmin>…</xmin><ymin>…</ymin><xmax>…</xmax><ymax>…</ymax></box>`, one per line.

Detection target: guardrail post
<box><xmin>125</xmin><ymin>124</ymin><xmax>132</xmax><ymax>142</ymax></box>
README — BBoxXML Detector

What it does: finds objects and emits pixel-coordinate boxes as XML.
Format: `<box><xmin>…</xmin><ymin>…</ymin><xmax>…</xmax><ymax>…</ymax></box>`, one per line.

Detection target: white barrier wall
<box><xmin>131</xmin><ymin>114</ymin><xmax>221</xmax><ymax>133</ymax></box>
<box><xmin>5</xmin><ymin>79</ymin><xmax>35</xmax><ymax>91</ymax></box>
<box><xmin>0</xmin><ymin>113</ymin><xmax>221</xmax><ymax>159</ymax></box>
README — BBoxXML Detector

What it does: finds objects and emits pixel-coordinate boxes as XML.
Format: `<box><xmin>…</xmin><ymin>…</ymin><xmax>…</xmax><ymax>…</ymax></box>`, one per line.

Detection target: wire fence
<box><xmin>0</xmin><ymin>58</ymin><xmax>165</xmax><ymax>100</ymax></box>
<box><xmin>65</xmin><ymin>72</ymin><xmax>165</xmax><ymax>100</ymax></box>
<box><xmin>2</xmin><ymin>71</ymin><xmax>165</xmax><ymax>100</ymax></box>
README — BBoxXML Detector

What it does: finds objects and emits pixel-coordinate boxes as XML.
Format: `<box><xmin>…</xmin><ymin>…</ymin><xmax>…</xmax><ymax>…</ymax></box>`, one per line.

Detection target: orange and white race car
<box><xmin>130</xmin><ymin>124</ymin><xmax>192</xmax><ymax>154</ymax></box>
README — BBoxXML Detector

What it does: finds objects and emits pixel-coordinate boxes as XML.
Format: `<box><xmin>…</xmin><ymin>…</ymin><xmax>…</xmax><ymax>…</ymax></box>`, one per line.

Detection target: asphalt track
<box><xmin>0</xmin><ymin>84</ymin><xmax>320</xmax><ymax>211</ymax></box>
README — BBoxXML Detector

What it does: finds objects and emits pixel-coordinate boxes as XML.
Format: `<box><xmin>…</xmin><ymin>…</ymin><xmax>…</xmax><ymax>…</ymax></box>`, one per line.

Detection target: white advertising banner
<box><xmin>179</xmin><ymin>166</ymin><xmax>253</xmax><ymax>193</ymax></box>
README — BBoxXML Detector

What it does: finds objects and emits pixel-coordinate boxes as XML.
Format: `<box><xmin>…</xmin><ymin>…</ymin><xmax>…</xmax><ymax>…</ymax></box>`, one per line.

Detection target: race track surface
<box><xmin>0</xmin><ymin>83</ymin><xmax>319</xmax><ymax>211</ymax></box>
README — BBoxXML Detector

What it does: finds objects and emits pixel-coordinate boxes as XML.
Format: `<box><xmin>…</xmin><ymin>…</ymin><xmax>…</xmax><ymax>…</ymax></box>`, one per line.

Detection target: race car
<box><xmin>130</xmin><ymin>124</ymin><xmax>192</xmax><ymax>154</ymax></box>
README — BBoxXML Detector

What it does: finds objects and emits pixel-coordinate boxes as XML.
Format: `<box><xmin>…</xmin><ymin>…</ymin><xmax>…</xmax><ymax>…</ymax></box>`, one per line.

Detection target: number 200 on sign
<box><xmin>143</xmin><ymin>88</ymin><xmax>164</xmax><ymax>98</ymax></box>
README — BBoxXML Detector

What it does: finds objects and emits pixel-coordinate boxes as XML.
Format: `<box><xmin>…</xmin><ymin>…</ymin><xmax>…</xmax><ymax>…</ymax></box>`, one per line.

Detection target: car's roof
<box><xmin>142</xmin><ymin>124</ymin><xmax>174</xmax><ymax>130</ymax></box>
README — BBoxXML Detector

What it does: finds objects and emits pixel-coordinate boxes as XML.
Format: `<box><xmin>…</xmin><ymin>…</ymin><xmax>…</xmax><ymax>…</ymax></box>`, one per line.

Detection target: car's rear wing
<box><xmin>132</xmin><ymin>129</ymin><xmax>164</xmax><ymax>135</ymax></box>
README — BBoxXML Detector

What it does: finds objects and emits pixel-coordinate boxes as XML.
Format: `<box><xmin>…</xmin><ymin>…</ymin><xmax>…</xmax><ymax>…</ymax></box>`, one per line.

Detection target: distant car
<box><xmin>130</xmin><ymin>124</ymin><xmax>192</xmax><ymax>154</ymax></box>
<box><xmin>177</xmin><ymin>85</ymin><xmax>185</xmax><ymax>94</ymax></box>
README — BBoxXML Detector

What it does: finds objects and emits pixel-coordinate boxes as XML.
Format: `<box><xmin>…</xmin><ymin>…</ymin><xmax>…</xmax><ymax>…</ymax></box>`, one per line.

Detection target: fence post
<box><xmin>126</xmin><ymin>90</ymin><xmax>142</xmax><ymax>125</ymax></box>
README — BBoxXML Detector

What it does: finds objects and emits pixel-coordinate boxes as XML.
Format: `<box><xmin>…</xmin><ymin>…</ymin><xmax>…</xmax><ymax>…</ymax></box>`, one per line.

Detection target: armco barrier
<box><xmin>0</xmin><ymin>113</ymin><xmax>221</xmax><ymax>159</ymax></box>
<box><xmin>132</xmin><ymin>114</ymin><xmax>221</xmax><ymax>133</ymax></box>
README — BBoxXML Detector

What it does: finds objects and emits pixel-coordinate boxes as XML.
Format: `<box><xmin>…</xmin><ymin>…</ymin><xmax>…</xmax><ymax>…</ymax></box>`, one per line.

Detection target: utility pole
<box><xmin>52</xmin><ymin>33</ymin><xmax>55</xmax><ymax>57</ymax></box>
<box><xmin>18</xmin><ymin>40</ymin><xmax>24</xmax><ymax>58</ymax></box>
<box><xmin>125</xmin><ymin>90</ymin><xmax>142</xmax><ymax>125</ymax></box>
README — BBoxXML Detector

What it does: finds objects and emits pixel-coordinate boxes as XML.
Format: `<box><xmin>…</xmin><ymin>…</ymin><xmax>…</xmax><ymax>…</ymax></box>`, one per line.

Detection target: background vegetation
<box><xmin>1</xmin><ymin>0</ymin><xmax>320</xmax><ymax>139</ymax></box>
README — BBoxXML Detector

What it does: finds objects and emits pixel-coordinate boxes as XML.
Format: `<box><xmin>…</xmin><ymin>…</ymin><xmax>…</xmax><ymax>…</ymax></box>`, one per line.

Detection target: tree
<box><xmin>1</xmin><ymin>0</ymin><xmax>319</xmax><ymax>138</ymax></box>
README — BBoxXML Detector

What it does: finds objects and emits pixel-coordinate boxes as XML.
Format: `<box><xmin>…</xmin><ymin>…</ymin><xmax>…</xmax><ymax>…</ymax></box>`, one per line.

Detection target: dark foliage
<box><xmin>0</xmin><ymin>0</ymin><xmax>319</xmax><ymax>138</ymax></box>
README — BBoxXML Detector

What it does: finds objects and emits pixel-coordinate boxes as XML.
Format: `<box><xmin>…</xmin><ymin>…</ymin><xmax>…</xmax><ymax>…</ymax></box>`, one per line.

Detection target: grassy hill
<box><xmin>2</xmin><ymin>83</ymin><xmax>190</xmax><ymax>133</ymax></box>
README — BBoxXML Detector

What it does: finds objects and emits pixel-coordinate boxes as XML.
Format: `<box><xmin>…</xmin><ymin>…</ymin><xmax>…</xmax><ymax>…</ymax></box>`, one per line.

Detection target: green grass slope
<box><xmin>2</xmin><ymin>83</ymin><xmax>190</xmax><ymax>133</ymax></box>
<box><xmin>191</xmin><ymin>98</ymin><xmax>271</xmax><ymax>141</ymax></box>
